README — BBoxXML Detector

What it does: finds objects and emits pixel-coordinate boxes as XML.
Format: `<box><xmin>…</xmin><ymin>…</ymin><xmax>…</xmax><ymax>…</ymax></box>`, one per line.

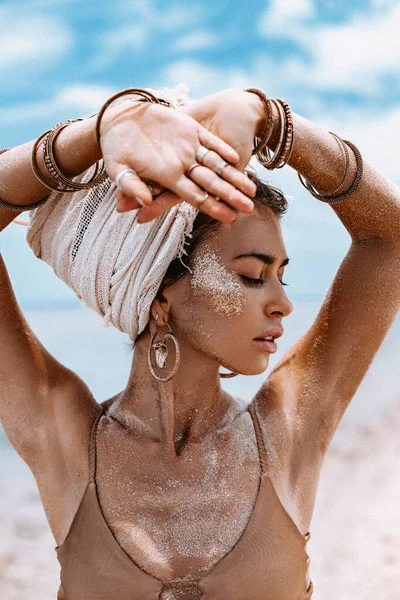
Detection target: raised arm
<box><xmin>0</xmin><ymin>91</ymin><xmax>257</xmax><ymax>457</ymax></box>
<box><xmin>252</xmin><ymin>96</ymin><xmax>400</xmax><ymax>457</ymax></box>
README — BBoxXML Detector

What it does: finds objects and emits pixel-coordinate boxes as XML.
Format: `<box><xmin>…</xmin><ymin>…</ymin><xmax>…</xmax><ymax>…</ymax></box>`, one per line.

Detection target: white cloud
<box><xmin>0</xmin><ymin>10</ymin><xmax>73</xmax><ymax>74</ymax></box>
<box><xmin>0</xmin><ymin>84</ymin><xmax>115</xmax><ymax>125</ymax></box>
<box><xmin>174</xmin><ymin>31</ymin><xmax>219</xmax><ymax>52</ymax></box>
<box><xmin>259</xmin><ymin>1</ymin><xmax>400</xmax><ymax>95</ymax></box>
<box><xmin>309</xmin><ymin>6</ymin><xmax>400</xmax><ymax>92</ymax></box>
<box><xmin>162</xmin><ymin>59</ymin><xmax>260</xmax><ymax>98</ymax></box>
<box><xmin>118</xmin><ymin>0</ymin><xmax>205</xmax><ymax>31</ymax></box>
<box><xmin>260</xmin><ymin>0</ymin><xmax>314</xmax><ymax>35</ymax></box>
<box><xmin>90</xmin><ymin>3</ymin><xmax>206</xmax><ymax>70</ymax></box>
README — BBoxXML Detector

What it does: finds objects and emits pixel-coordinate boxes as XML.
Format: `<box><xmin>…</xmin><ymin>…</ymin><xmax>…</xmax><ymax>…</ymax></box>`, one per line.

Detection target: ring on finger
<box><xmin>193</xmin><ymin>191</ymin><xmax>209</xmax><ymax>207</ymax></box>
<box><xmin>186</xmin><ymin>162</ymin><xmax>202</xmax><ymax>178</ymax></box>
<box><xmin>115</xmin><ymin>168</ymin><xmax>137</xmax><ymax>189</ymax></box>
<box><xmin>196</xmin><ymin>145</ymin><xmax>210</xmax><ymax>164</ymax></box>
<box><xmin>215</xmin><ymin>159</ymin><xmax>229</xmax><ymax>177</ymax></box>
<box><xmin>147</xmin><ymin>181</ymin><xmax>165</xmax><ymax>198</ymax></box>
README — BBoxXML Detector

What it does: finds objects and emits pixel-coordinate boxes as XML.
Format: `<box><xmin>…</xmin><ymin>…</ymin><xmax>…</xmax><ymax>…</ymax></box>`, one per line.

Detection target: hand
<box><xmin>99</xmin><ymin>99</ymin><xmax>257</xmax><ymax>223</ymax></box>
<box><xmin>135</xmin><ymin>89</ymin><xmax>265</xmax><ymax>223</ymax></box>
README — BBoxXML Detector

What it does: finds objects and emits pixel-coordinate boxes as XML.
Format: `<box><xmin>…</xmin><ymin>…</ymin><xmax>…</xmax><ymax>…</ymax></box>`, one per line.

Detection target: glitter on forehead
<box><xmin>190</xmin><ymin>249</ymin><xmax>245</xmax><ymax>317</ymax></box>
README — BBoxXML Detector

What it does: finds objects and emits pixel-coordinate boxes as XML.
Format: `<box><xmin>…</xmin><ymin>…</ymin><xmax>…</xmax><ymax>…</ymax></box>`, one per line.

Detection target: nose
<box><xmin>264</xmin><ymin>279</ymin><xmax>293</xmax><ymax>318</ymax></box>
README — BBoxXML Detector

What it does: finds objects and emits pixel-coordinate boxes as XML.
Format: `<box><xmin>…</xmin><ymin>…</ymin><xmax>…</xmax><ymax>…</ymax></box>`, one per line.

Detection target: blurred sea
<box><xmin>1</xmin><ymin>299</ymin><xmax>399</xmax><ymax>446</ymax></box>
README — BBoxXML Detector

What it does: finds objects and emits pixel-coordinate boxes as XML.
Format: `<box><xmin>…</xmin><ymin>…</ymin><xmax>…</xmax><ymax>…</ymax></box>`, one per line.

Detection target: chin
<box><xmin>237</xmin><ymin>359</ymin><xmax>270</xmax><ymax>377</ymax></box>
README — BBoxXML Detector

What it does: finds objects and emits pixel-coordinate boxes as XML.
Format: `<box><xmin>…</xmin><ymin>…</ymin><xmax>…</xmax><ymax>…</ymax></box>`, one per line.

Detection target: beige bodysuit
<box><xmin>55</xmin><ymin>402</ymin><xmax>313</xmax><ymax>599</ymax></box>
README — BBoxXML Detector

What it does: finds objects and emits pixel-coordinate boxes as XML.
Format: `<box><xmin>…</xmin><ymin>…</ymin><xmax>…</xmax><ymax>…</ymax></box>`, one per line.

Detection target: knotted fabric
<box><xmin>26</xmin><ymin>84</ymin><xmax>198</xmax><ymax>341</ymax></box>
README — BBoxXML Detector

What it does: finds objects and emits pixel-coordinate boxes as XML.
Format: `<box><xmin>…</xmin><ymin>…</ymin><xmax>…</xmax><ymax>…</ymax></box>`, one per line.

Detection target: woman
<box><xmin>0</xmin><ymin>85</ymin><xmax>399</xmax><ymax>600</ymax></box>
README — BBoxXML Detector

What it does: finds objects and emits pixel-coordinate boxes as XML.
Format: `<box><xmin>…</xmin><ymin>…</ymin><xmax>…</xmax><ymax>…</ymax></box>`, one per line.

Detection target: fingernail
<box><xmin>135</xmin><ymin>197</ymin><xmax>145</xmax><ymax>207</ymax></box>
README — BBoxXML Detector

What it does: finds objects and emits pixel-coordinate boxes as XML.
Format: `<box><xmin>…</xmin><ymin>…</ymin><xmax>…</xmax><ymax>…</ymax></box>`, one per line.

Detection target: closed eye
<box><xmin>240</xmin><ymin>275</ymin><xmax>289</xmax><ymax>286</ymax></box>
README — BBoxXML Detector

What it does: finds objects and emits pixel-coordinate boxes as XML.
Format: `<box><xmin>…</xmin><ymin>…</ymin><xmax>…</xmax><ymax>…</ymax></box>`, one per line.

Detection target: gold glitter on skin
<box><xmin>1</xmin><ymin>90</ymin><xmax>399</xmax><ymax>600</ymax></box>
<box><xmin>189</xmin><ymin>249</ymin><xmax>245</xmax><ymax>317</ymax></box>
<box><xmin>95</xmin><ymin>399</ymin><xmax>261</xmax><ymax>582</ymax></box>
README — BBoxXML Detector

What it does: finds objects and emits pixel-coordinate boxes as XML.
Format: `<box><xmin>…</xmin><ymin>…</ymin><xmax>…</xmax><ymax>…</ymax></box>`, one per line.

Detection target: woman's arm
<box><xmin>0</xmin><ymin>98</ymin><xmax>257</xmax><ymax>232</ymax></box>
<box><xmin>253</xmin><ymin>97</ymin><xmax>400</xmax><ymax>457</ymax></box>
<box><xmin>0</xmin><ymin>117</ymin><xmax>102</xmax><ymax>230</ymax></box>
<box><xmin>176</xmin><ymin>89</ymin><xmax>399</xmax><ymax>464</ymax></box>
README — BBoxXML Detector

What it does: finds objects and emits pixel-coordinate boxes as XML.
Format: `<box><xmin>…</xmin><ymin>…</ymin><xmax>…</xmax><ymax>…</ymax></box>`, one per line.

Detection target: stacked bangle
<box><xmin>244</xmin><ymin>89</ymin><xmax>294</xmax><ymax>170</ymax></box>
<box><xmin>30</xmin><ymin>118</ymin><xmax>108</xmax><ymax>193</ymax></box>
<box><xmin>298</xmin><ymin>135</ymin><xmax>363</xmax><ymax>204</ymax></box>
<box><xmin>255</xmin><ymin>98</ymin><xmax>294</xmax><ymax>170</ymax></box>
<box><xmin>244</xmin><ymin>87</ymin><xmax>274</xmax><ymax>156</ymax></box>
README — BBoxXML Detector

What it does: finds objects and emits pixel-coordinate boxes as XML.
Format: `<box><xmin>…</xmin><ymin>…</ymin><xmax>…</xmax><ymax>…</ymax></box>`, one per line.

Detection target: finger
<box><xmin>173</xmin><ymin>175</ymin><xmax>238</xmax><ymax>223</ymax></box>
<box><xmin>200</xmin><ymin>150</ymin><xmax>257</xmax><ymax>198</ymax></box>
<box><xmin>137</xmin><ymin>191</ymin><xmax>180</xmax><ymax>223</ymax></box>
<box><xmin>112</xmin><ymin>164</ymin><xmax>153</xmax><ymax>207</ymax></box>
<box><xmin>116</xmin><ymin>191</ymin><xmax>143</xmax><ymax>212</ymax></box>
<box><xmin>183</xmin><ymin>163</ymin><xmax>254</xmax><ymax>214</ymax></box>
<box><xmin>138</xmin><ymin>189</ymin><xmax>237</xmax><ymax>225</ymax></box>
<box><xmin>198</xmin><ymin>127</ymin><xmax>240</xmax><ymax>165</ymax></box>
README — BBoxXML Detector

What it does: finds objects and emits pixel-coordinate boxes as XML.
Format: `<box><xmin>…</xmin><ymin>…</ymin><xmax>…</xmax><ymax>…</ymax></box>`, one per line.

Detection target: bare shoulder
<box><xmin>28</xmin><ymin>369</ymin><xmax>102</xmax><ymax>544</ymax></box>
<box><xmin>251</xmin><ymin>363</ymin><xmax>324</xmax><ymax>534</ymax></box>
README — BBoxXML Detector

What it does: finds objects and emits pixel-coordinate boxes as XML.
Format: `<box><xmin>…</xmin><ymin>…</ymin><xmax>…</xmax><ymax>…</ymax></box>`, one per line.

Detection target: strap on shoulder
<box><xmin>89</xmin><ymin>406</ymin><xmax>104</xmax><ymax>482</ymax></box>
<box><xmin>247</xmin><ymin>402</ymin><xmax>268</xmax><ymax>474</ymax></box>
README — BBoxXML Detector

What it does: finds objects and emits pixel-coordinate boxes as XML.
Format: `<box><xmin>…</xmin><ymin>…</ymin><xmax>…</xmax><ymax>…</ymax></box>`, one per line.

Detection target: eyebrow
<box><xmin>233</xmin><ymin>252</ymin><xmax>290</xmax><ymax>267</ymax></box>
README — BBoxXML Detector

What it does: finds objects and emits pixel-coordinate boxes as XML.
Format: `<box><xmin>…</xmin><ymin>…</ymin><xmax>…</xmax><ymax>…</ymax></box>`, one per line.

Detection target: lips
<box><xmin>254</xmin><ymin>327</ymin><xmax>284</xmax><ymax>342</ymax></box>
<box><xmin>253</xmin><ymin>327</ymin><xmax>283</xmax><ymax>355</ymax></box>
<box><xmin>253</xmin><ymin>338</ymin><xmax>278</xmax><ymax>354</ymax></box>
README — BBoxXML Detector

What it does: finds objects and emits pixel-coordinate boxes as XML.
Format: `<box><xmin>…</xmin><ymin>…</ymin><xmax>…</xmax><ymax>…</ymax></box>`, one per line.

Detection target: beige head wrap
<box><xmin>26</xmin><ymin>84</ymin><xmax>198</xmax><ymax>341</ymax></box>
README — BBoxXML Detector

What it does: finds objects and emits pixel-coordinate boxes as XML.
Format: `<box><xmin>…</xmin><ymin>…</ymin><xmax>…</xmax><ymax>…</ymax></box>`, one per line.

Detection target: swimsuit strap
<box><xmin>247</xmin><ymin>403</ymin><xmax>268</xmax><ymax>474</ymax></box>
<box><xmin>89</xmin><ymin>405</ymin><xmax>105</xmax><ymax>482</ymax></box>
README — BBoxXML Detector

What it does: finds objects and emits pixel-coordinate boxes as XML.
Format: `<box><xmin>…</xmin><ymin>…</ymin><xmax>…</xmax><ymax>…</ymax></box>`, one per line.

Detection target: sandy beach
<box><xmin>1</xmin><ymin>396</ymin><xmax>399</xmax><ymax>600</ymax></box>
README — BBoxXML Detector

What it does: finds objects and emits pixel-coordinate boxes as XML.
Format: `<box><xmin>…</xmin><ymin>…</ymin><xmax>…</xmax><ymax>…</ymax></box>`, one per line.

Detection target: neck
<box><xmin>112</xmin><ymin>331</ymin><xmax>233</xmax><ymax>457</ymax></box>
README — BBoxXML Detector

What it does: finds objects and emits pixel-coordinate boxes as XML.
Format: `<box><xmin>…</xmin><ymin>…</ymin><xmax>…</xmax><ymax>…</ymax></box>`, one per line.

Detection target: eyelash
<box><xmin>240</xmin><ymin>275</ymin><xmax>289</xmax><ymax>287</ymax></box>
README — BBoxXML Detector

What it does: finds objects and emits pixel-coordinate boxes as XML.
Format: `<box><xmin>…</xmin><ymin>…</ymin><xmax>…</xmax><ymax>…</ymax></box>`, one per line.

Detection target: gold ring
<box><xmin>186</xmin><ymin>163</ymin><xmax>202</xmax><ymax>178</ymax></box>
<box><xmin>194</xmin><ymin>191</ymin><xmax>209</xmax><ymax>207</ymax></box>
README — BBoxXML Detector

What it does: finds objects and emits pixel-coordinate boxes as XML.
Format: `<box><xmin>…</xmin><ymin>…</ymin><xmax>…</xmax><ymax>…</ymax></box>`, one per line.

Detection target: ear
<box><xmin>150</xmin><ymin>293</ymin><xmax>170</xmax><ymax>326</ymax></box>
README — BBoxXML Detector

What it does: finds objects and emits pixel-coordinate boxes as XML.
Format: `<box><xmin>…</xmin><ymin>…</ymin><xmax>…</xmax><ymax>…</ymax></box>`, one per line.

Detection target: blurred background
<box><xmin>0</xmin><ymin>1</ymin><xmax>399</xmax><ymax>598</ymax></box>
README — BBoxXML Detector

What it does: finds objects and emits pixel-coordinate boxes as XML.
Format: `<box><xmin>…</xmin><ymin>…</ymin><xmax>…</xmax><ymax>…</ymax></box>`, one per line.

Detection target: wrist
<box><xmin>53</xmin><ymin>117</ymin><xmax>103</xmax><ymax>178</ymax></box>
<box><xmin>245</xmin><ymin>91</ymin><xmax>281</xmax><ymax>148</ymax></box>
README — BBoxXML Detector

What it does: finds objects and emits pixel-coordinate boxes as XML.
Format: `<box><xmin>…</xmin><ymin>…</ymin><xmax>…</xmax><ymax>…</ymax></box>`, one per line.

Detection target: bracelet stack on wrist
<box><xmin>243</xmin><ymin>88</ymin><xmax>294</xmax><ymax>170</ymax></box>
<box><xmin>298</xmin><ymin>134</ymin><xmax>363</xmax><ymax>204</ymax></box>
<box><xmin>244</xmin><ymin>87</ymin><xmax>363</xmax><ymax>204</ymax></box>
<box><xmin>31</xmin><ymin>119</ymin><xmax>108</xmax><ymax>193</ymax></box>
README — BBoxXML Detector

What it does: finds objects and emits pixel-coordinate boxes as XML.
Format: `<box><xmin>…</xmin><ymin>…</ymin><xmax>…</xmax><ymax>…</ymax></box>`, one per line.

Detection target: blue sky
<box><xmin>1</xmin><ymin>0</ymin><xmax>399</xmax><ymax>307</ymax></box>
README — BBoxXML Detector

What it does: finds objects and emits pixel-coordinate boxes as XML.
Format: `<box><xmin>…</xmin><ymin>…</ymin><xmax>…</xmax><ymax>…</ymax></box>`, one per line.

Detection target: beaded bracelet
<box><xmin>42</xmin><ymin>120</ymin><xmax>107</xmax><ymax>192</ymax></box>
<box><xmin>30</xmin><ymin>119</ymin><xmax>108</xmax><ymax>193</ymax></box>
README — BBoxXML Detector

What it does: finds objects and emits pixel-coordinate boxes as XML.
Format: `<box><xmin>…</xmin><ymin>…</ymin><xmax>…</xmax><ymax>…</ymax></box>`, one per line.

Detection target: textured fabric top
<box><xmin>26</xmin><ymin>84</ymin><xmax>198</xmax><ymax>341</ymax></box>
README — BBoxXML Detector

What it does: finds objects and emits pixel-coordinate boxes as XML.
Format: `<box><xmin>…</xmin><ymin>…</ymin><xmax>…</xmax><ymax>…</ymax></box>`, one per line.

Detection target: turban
<box><xmin>26</xmin><ymin>84</ymin><xmax>198</xmax><ymax>341</ymax></box>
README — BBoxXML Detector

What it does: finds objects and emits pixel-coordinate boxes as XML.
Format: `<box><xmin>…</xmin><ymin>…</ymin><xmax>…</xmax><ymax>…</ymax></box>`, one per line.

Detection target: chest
<box><xmin>95</xmin><ymin>412</ymin><xmax>261</xmax><ymax>580</ymax></box>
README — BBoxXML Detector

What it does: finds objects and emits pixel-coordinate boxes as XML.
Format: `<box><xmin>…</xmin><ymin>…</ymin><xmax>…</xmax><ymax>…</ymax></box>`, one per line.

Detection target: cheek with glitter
<box><xmin>189</xmin><ymin>250</ymin><xmax>245</xmax><ymax>316</ymax></box>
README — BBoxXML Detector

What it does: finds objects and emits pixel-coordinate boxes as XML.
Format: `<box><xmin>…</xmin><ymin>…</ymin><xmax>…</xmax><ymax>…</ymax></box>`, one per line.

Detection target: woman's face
<box><xmin>163</xmin><ymin>208</ymin><xmax>293</xmax><ymax>376</ymax></box>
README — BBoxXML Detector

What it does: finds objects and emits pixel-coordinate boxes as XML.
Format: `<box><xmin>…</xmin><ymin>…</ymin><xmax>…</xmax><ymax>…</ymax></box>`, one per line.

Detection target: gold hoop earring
<box><xmin>148</xmin><ymin>320</ymin><xmax>180</xmax><ymax>382</ymax></box>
